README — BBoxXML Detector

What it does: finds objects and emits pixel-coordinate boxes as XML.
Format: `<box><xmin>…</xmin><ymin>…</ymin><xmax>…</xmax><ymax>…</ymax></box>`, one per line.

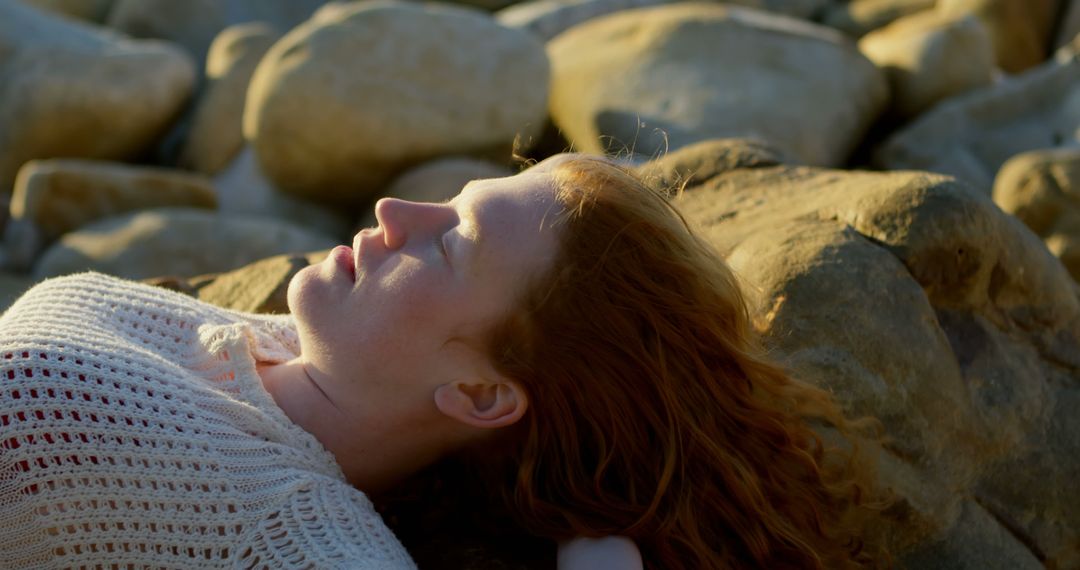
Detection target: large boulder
<box><xmin>874</xmin><ymin>45</ymin><xmax>1080</xmax><ymax>192</ymax></box>
<box><xmin>821</xmin><ymin>0</ymin><xmax>937</xmax><ymax>38</ymax></box>
<box><xmin>859</xmin><ymin>11</ymin><xmax>994</xmax><ymax>118</ymax></box>
<box><xmin>33</xmin><ymin>208</ymin><xmax>338</xmax><ymax>280</ymax></box>
<box><xmin>993</xmin><ymin>148</ymin><xmax>1080</xmax><ymax>281</ymax></box>
<box><xmin>938</xmin><ymin>0</ymin><xmax>1059</xmax><ymax>74</ymax></box>
<box><xmin>497</xmin><ymin>0</ymin><xmax>762</xmax><ymax>43</ymax></box>
<box><xmin>661</xmin><ymin>141</ymin><xmax>1080</xmax><ymax>567</ymax></box>
<box><xmin>547</xmin><ymin>4</ymin><xmax>887</xmax><ymax>166</ymax></box>
<box><xmin>245</xmin><ymin>1</ymin><xmax>549</xmax><ymax>209</ymax></box>
<box><xmin>105</xmin><ymin>0</ymin><xmax>327</xmax><ymax>64</ymax></box>
<box><xmin>179</xmin><ymin>23</ymin><xmax>280</xmax><ymax>175</ymax></box>
<box><xmin>5</xmin><ymin>159</ymin><xmax>216</xmax><ymax>269</ymax></box>
<box><xmin>0</xmin><ymin>1</ymin><xmax>195</xmax><ymax>193</ymax></box>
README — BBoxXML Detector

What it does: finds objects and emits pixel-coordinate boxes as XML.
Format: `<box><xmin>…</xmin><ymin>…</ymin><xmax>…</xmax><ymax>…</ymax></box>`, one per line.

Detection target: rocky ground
<box><xmin>1</xmin><ymin>0</ymin><xmax>1078</xmax><ymax>568</ymax></box>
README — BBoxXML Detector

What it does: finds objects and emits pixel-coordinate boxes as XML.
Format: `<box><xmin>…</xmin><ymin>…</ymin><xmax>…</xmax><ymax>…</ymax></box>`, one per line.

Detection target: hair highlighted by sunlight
<box><xmin>475</xmin><ymin>155</ymin><xmax>886</xmax><ymax>569</ymax></box>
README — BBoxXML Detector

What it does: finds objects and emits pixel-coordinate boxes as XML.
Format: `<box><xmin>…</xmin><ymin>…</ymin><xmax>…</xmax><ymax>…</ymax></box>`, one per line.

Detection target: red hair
<box><xmin>469</xmin><ymin>155</ymin><xmax>887</xmax><ymax>568</ymax></box>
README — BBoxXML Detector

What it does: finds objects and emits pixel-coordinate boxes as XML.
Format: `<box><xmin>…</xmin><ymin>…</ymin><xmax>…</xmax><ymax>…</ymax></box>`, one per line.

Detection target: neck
<box><xmin>256</xmin><ymin>358</ymin><xmax>455</xmax><ymax>493</ymax></box>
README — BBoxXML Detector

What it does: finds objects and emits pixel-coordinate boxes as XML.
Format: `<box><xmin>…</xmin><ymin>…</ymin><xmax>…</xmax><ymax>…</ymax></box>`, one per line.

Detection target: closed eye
<box><xmin>436</xmin><ymin>233</ymin><xmax>450</xmax><ymax>264</ymax></box>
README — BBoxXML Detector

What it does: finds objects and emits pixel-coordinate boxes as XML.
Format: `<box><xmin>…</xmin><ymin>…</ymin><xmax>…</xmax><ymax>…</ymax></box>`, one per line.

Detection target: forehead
<box><xmin>459</xmin><ymin>167</ymin><xmax>559</xmax><ymax>234</ymax></box>
<box><xmin>456</xmin><ymin>167</ymin><xmax>560</xmax><ymax>279</ymax></box>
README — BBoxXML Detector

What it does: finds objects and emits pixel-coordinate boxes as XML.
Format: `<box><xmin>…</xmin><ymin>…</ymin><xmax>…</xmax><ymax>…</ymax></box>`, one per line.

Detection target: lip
<box><xmin>330</xmin><ymin>245</ymin><xmax>354</xmax><ymax>281</ymax></box>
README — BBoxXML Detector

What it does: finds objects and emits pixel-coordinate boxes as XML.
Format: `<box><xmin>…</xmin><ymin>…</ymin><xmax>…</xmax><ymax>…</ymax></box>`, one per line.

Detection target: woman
<box><xmin>0</xmin><ymin>153</ymin><xmax>881</xmax><ymax>568</ymax></box>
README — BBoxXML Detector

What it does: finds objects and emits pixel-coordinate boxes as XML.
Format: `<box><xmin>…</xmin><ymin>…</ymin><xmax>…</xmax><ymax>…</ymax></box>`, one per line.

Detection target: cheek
<box><xmin>369</xmin><ymin>264</ymin><xmax>452</xmax><ymax>324</ymax></box>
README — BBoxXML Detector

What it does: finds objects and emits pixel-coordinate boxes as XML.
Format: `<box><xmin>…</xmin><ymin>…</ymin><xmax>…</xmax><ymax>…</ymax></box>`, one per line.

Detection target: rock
<box><xmin>938</xmin><ymin>0</ymin><xmax>1059</xmax><ymax>74</ymax></box>
<box><xmin>898</xmin><ymin>499</ymin><xmax>1043</xmax><ymax>569</ymax></box>
<box><xmin>547</xmin><ymin>4</ymin><xmax>887</xmax><ymax>167</ymax></box>
<box><xmin>179</xmin><ymin>23</ymin><xmax>280</xmax><ymax>175</ymax></box>
<box><xmin>214</xmin><ymin>146</ymin><xmax>352</xmax><ymax>239</ymax></box>
<box><xmin>993</xmin><ymin>148</ymin><xmax>1080</xmax><ymax>280</ymax></box>
<box><xmin>8</xmin><ymin>159</ymin><xmax>216</xmax><ymax>252</ymax></box>
<box><xmin>357</xmin><ymin>156</ymin><xmax>514</xmax><ymax>228</ymax></box>
<box><xmin>33</xmin><ymin>208</ymin><xmax>338</xmax><ymax>280</ymax></box>
<box><xmin>821</xmin><ymin>0</ymin><xmax>937</xmax><ymax>38</ymax></box>
<box><xmin>859</xmin><ymin>11</ymin><xmax>994</xmax><ymax>118</ymax></box>
<box><xmin>662</xmin><ymin>140</ymin><xmax>1079</xmax><ymax>565</ymax></box>
<box><xmin>193</xmin><ymin>252</ymin><xmax>317</xmax><ymax>314</ymax></box>
<box><xmin>0</xmin><ymin>1</ymin><xmax>196</xmax><ymax>193</ymax></box>
<box><xmin>874</xmin><ymin>46</ymin><xmax>1080</xmax><ymax>192</ymax></box>
<box><xmin>496</xmin><ymin>0</ymin><xmax>760</xmax><ymax>43</ymax></box>
<box><xmin>1057</xmin><ymin>0</ymin><xmax>1080</xmax><ymax>49</ymax></box>
<box><xmin>245</xmin><ymin>1</ymin><xmax>548</xmax><ymax>208</ymax></box>
<box><xmin>971</xmin><ymin>375</ymin><xmax>1080</xmax><ymax>568</ymax></box>
<box><xmin>19</xmin><ymin>0</ymin><xmax>113</xmax><ymax>22</ymax></box>
<box><xmin>632</xmin><ymin>138</ymin><xmax>786</xmax><ymax>192</ymax></box>
<box><xmin>105</xmin><ymin>0</ymin><xmax>327</xmax><ymax>64</ymax></box>
<box><xmin>1046</xmin><ymin>230</ymin><xmax>1080</xmax><ymax>282</ymax></box>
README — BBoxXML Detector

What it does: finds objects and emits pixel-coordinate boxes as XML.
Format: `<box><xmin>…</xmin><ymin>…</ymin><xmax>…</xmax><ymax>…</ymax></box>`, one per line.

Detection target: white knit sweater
<box><xmin>0</xmin><ymin>272</ymin><xmax>417</xmax><ymax>569</ymax></box>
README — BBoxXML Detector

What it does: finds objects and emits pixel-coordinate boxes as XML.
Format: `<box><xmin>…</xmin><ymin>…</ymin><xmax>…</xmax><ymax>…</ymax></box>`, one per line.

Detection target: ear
<box><xmin>433</xmin><ymin>379</ymin><xmax>528</xmax><ymax>429</ymax></box>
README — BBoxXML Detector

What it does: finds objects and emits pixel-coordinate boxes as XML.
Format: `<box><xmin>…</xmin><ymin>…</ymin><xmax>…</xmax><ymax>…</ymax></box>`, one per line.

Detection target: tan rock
<box><xmin>179</xmin><ymin>23</ymin><xmax>280</xmax><ymax>175</ymax></box>
<box><xmin>193</xmin><ymin>252</ymin><xmax>312</xmax><ymax>314</ymax></box>
<box><xmin>152</xmin><ymin>248</ymin><xmax>328</xmax><ymax>313</ymax></box>
<box><xmin>33</xmin><ymin>208</ymin><xmax>338</xmax><ymax>280</ymax></box>
<box><xmin>665</xmin><ymin>140</ymin><xmax>1078</xmax><ymax>564</ymax></box>
<box><xmin>859</xmin><ymin>11</ymin><xmax>994</xmax><ymax>118</ymax></box>
<box><xmin>899</xmin><ymin>499</ymin><xmax>1042</xmax><ymax>568</ymax></box>
<box><xmin>0</xmin><ymin>1</ymin><xmax>196</xmax><ymax>193</ymax></box>
<box><xmin>938</xmin><ymin>0</ymin><xmax>1059</xmax><ymax>74</ymax></box>
<box><xmin>1046</xmin><ymin>230</ymin><xmax>1080</xmax><ymax>281</ymax></box>
<box><xmin>497</xmin><ymin>0</ymin><xmax>763</xmax><ymax>43</ymax></box>
<box><xmin>821</xmin><ymin>0</ymin><xmax>937</xmax><ymax>38</ymax></box>
<box><xmin>106</xmin><ymin>0</ymin><xmax>326</xmax><ymax>64</ymax></box>
<box><xmin>547</xmin><ymin>4</ymin><xmax>887</xmax><ymax>167</ymax></box>
<box><xmin>633</xmin><ymin>138</ymin><xmax>786</xmax><ymax>192</ymax></box>
<box><xmin>245</xmin><ymin>1</ymin><xmax>549</xmax><ymax>208</ymax></box>
<box><xmin>874</xmin><ymin>46</ymin><xmax>1080</xmax><ymax>192</ymax></box>
<box><xmin>993</xmin><ymin>147</ymin><xmax>1080</xmax><ymax>280</ymax></box>
<box><xmin>10</xmin><ymin>159</ymin><xmax>216</xmax><ymax>243</ymax></box>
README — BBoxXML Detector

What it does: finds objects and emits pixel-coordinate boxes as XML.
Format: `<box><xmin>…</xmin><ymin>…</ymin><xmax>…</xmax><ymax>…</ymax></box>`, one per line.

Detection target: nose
<box><xmin>373</xmin><ymin>198</ymin><xmax>454</xmax><ymax>250</ymax></box>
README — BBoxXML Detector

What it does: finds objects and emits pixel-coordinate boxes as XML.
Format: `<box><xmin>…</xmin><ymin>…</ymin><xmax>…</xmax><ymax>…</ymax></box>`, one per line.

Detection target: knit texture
<box><xmin>0</xmin><ymin>272</ymin><xmax>416</xmax><ymax>569</ymax></box>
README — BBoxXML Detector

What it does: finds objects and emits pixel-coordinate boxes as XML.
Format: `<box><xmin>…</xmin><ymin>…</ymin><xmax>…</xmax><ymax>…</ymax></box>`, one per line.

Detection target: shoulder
<box><xmin>237</xmin><ymin>477</ymin><xmax>416</xmax><ymax>570</ymax></box>
<box><xmin>2</xmin><ymin>272</ymin><xmax>257</xmax><ymax>330</ymax></box>
<box><xmin>5</xmin><ymin>272</ymin><xmax>198</xmax><ymax>317</ymax></box>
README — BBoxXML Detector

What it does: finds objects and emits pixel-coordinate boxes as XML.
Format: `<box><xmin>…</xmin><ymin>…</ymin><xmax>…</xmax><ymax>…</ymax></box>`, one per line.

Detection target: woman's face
<box><xmin>287</xmin><ymin>156</ymin><xmax>566</xmax><ymax>423</ymax></box>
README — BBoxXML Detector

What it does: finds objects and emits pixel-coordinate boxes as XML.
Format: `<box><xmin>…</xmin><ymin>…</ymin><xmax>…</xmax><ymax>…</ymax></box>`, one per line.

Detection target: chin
<box><xmin>286</xmin><ymin>264</ymin><xmax>324</xmax><ymax>320</ymax></box>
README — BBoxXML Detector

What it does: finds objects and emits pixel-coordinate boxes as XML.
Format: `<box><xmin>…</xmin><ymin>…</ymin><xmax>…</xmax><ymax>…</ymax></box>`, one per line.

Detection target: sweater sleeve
<box><xmin>233</xmin><ymin>478</ymin><xmax>417</xmax><ymax>570</ymax></box>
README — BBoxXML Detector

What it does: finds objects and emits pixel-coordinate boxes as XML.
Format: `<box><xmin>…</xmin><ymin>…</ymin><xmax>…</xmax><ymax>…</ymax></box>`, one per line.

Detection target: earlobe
<box><xmin>434</xmin><ymin>380</ymin><xmax>528</xmax><ymax>429</ymax></box>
